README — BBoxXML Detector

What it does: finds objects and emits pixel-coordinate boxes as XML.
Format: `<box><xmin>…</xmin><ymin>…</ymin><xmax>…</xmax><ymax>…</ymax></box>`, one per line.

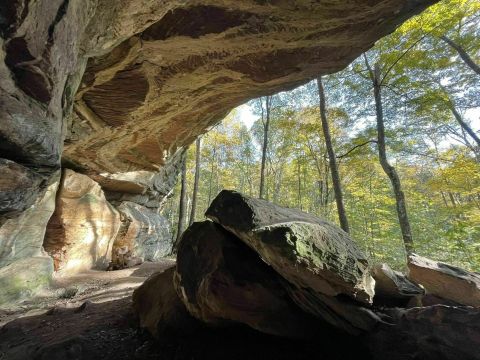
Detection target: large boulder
<box><xmin>174</xmin><ymin>221</ymin><xmax>322</xmax><ymax>338</ymax></box>
<box><xmin>205</xmin><ymin>190</ymin><xmax>377</xmax><ymax>333</ymax></box>
<box><xmin>113</xmin><ymin>201</ymin><xmax>172</xmax><ymax>265</ymax></box>
<box><xmin>132</xmin><ymin>264</ymin><xmax>198</xmax><ymax>338</ymax></box>
<box><xmin>407</xmin><ymin>254</ymin><xmax>480</xmax><ymax>307</ymax></box>
<box><xmin>44</xmin><ymin>169</ymin><xmax>121</xmax><ymax>275</ymax></box>
<box><xmin>372</xmin><ymin>263</ymin><xmax>424</xmax><ymax>306</ymax></box>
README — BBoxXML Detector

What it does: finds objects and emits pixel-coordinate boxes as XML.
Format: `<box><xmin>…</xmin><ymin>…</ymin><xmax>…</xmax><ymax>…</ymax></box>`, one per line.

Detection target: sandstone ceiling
<box><xmin>57</xmin><ymin>0</ymin><xmax>436</xmax><ymax>175</ymax></box>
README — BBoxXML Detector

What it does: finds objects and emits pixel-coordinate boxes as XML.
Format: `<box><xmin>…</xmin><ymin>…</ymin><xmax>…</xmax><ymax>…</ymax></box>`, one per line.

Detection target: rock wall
<box><xmin>43</xmin><ymin>169</ymin><xmax>173</xmax><ymax>275</ymax></box>
<box><xmin>0</xmin><ymin>169</ymin><xmax>59</xmax><ymax>305</ymax></box>
<box><xmin>44</xmin><ymin>169</ymin><xmax>122</xmax><ymax>274</ymax></box>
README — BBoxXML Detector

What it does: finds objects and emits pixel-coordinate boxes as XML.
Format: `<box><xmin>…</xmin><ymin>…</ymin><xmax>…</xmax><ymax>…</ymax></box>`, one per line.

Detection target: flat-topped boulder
<box><xmin>206</xmin><ymin>190</ymin><xmax>375</xmax><ymax>305</ymax></box>
<box><xmin>204</xmin><ymin>190</ymin><xmax>380</xmax><ymax>334</ymax></box>
<box><xmin>407</xmin><ymin>254</ymin><xmax>480</xmax><ymax>307</ymax></box>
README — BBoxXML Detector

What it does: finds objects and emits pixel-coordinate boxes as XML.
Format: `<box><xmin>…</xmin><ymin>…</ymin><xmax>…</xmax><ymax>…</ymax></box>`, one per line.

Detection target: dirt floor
<box><xmin>0</xmin><ymin>259</ymin><xmax>368</xmax><ymax>360</ymax></box>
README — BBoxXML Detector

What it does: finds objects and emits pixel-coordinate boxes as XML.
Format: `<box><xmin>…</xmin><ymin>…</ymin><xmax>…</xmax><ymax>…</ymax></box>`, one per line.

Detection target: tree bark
<box><xmin>175</xmin><ymin>156</ymin><xmax>188</xmax><ymax>248</ymax></box>
<box><xmin>259</xmin><ymin>96</ymin><xmax>271</xmax><ymax>199</ymax></box>
<box><xmin>441</xmin><ymin>35</ymin><xmax>480</xmax><ymax>76</ymax></box>
<box><xmin>372</xmin><ymin>63</ymin><xmax>414</xmax><ymax>255</ymax></box>
<box><xmin>317</xmin><ymin>76</ymin><xmax>350</xmax><ymax>233</ymax></box>
<box><xmin>189</xmin><ymin>137</ymin><xmax>201</xmax><ymax>225</ymax></box>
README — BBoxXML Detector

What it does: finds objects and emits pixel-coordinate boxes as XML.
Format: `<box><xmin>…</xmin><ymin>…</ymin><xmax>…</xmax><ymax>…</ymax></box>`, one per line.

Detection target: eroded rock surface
<box><xmin>113</xmin><ymin>201</ymin><xmax>172</xmax><ymax>265</ymax></box>
<box><xmin>62</xmin><ymin>0</ymin><xmax>437</xmax><ymax>175</ymax></box>
<box><xmin>407</xmin><ymin>253</ymin><xmax>480</xmax><ymax>307</ymax></box>
<box><xmin>0</xmin><ymin>171</ymin><xmax>59</xmax><ymax>304</ymax></box>
<box><xmin>44</xmin><ymin>169</ymin><xmax>121</xmax><ymax>275</ymax></box>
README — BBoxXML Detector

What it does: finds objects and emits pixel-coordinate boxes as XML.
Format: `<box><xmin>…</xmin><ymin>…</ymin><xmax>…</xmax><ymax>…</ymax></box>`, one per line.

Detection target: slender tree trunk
<box><xmin>448</xmin><ymin>102</ymin><xmax>480</xmax><ymax>147</ymax></box>
<box><xmin>440</xmin><ymin>35</ymin><xmax>480</xmax><ymax>76</ymax></box>
<box><xmin>316</xmin><ymin>77</ymin><xmax>350</xmax><ymax>233</ymax></box>
<box><xmin>175</xmin><ymin>156</ymin><xmax>188</xmax><ymax>248</ymax></box>
<box><xmin>372</xmin><ymin>63</ymin><xmax>414</xmax><ymax>255</ymax></box>
<box><xmin>259</xmin><ymin>96</ymin><xmax>271</xmax><ymax>199</ymax></box>
<box><xmin>297</xmin><ymin>159</ymin><xmax>302</xmax><ymax>209</ymax></box>
<box><xmin>189</xmin><ymin>137</ymin><xmax>201</xmax><ymax>225</ymax></box>
<box><xmin>207</xmin><ymin>146</ymin><xmax>216</xmax><ymax>204</ymax></box>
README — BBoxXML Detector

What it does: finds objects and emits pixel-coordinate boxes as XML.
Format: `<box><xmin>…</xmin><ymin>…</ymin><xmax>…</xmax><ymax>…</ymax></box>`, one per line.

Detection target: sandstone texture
<box><xmin>407</xmin><ymin>253</ymin><xmax>480</xmax><ymax>307</ymax></box>
<box><xmin>0</xmin><ymin>171</ymin><xmax>60</xmax><ymax>268</ymax></box>
<box><xmin>174</xmin><ymin>221</ymin><xmax>322</xmax><ymax>338</ymax></box>
<box><xmin>372</xmin><ymin>263</ymin><xmax>424</xmax><ymax>306</ymax></box>
<box><xmin>0</xmin><ymin>171</ymin><xmax>59</xmax><ymax>304</ymax></box>
<box><xmin>44</xmin><ymin>169</ymin><xmax>121</xmax><ymax>275</ymax></box>
<box><xmin>113</xmin><ymin>201</ymin><xmax>173</xmax><ymax>263</ymax></box>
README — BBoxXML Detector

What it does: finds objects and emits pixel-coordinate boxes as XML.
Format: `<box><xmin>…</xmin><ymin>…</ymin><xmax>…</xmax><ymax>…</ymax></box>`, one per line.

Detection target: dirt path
<box><xmin>0</xmin><ymin>260</ymin><xmax>175</xmax><ymax>328</ymax></box>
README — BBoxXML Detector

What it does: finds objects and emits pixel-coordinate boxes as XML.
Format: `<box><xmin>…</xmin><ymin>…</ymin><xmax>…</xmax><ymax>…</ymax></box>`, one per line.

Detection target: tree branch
<box><xmin>337</xmin><ymin>140</ymin><xmax>377</xmax><ymax>158</ymax></box>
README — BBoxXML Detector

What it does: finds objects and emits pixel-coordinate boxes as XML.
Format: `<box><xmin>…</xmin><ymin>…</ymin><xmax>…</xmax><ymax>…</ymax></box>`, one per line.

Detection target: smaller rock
<box><xmin>372</xmin><ymin>263</ymin><xmax>424</xmax><ymax>307</ymax></box>
<box><xmin>132</xmin><ymin>265</ymin><xmax>199</xmax><ymax>338</ymax></box>
<box><xmin>407</xmin><ymin>254</ymin><xmax>480</xmax><ymax>307</ymax></box>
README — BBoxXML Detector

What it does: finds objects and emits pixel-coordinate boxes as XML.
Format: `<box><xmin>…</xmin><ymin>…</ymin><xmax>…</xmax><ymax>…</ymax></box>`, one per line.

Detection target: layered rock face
<box><xmin>44</xmin><ymin>169</ymin><xmax>173</xmax><ymax>274</ymax></box>
<box><xmin>44</xmin><ymin>169</ymin><xmax>122</xmax><ymax>274</ymax></box>
<box><xmin>134</xmin><ymin>191</ymin><xmax>480</xmax><ymax>360</ymax></box>
<box><xmin>0</xmin><ymin>170</ymin><xmax>59</xmax><ymax>305</ymax></box>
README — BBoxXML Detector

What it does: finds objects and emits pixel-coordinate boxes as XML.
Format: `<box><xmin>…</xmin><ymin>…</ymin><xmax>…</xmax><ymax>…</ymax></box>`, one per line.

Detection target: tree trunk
<box><xmin>316</xmin><ymin>77</ymin><xmax>350</xmax><ymax>233</ymax></box>
<box><xmin>373</xmin><ymin>63</ymin><xmax>414</xmax><ymax>255</ymax></box>
<box><xmin>207</xmin><ymin>146</ymin><xmax>216</xmax><ymax>205</ymax></box>
<box><xmin>259</xmin><ymin>96</ymin><xmax>271</xmax><ymax>199</ymax></box>
<box><xmin>441</xmin><ymin>35</ymin><xmax>480</xmax><ymax>76</ymax></box>
<box><xmin>175</xmin><ymin>156</ymin><xmax>188</xmax><ymax>248</ymax></box>
<box><xmin>189</xmin><ymin>137</ymin><xmax>201</xmax><ymax>225</ymax></box>
<box><xmin>449</xmin><ymin>101</ymin><xmax>480</xmax><ymax>147</ymax></box>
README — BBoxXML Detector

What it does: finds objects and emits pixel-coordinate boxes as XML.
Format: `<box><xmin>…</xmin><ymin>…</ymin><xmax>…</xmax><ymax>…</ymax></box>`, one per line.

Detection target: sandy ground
<box><xmin>0</xmin><ymin>259</ymin><xmax>175</xmax><ymax>328</ymax></box>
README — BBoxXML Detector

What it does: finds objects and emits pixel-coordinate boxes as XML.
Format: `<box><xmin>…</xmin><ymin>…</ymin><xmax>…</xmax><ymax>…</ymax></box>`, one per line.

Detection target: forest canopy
<box><xmin>164</xmin><ymin>0</ymin><xmax>480</xmax><ymax>271</ymax></box>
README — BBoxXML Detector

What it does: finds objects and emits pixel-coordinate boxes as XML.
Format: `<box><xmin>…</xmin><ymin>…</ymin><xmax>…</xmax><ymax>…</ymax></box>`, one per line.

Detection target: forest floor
<box><xmin>0</xmin><ymin>259</ymin><xmax>367</xmax><ymax>360</ymax></box>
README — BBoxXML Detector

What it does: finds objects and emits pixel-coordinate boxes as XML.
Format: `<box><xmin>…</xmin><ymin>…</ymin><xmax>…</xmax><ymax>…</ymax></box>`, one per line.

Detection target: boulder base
<box><xmin>132</xmin><ymin>265</ymin><xmax>198</xmax><ymax>338</ymax></box>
